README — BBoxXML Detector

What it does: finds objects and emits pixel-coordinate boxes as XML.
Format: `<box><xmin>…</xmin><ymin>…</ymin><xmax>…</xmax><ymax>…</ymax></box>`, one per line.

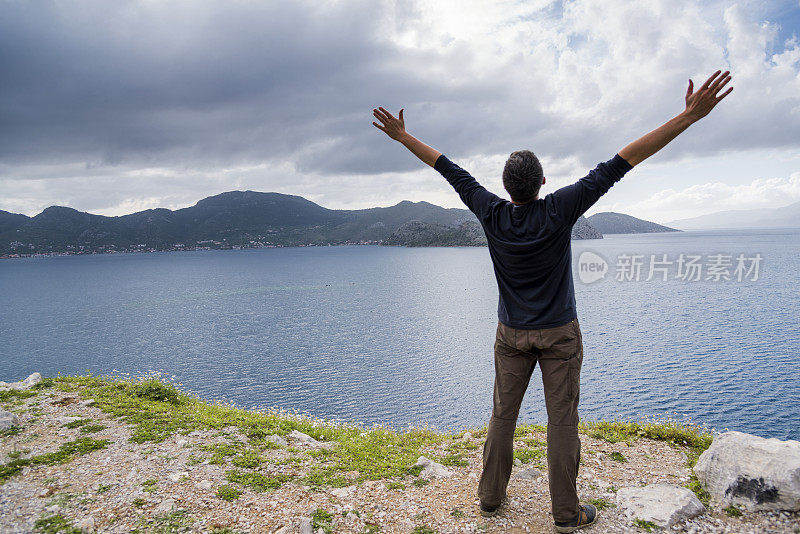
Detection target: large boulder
<box><xmin>694</xmin><ymin>431</ymin><xmax>800</xmax><ymax>511</ymax></box>
<box><xmin>616</xmin><ymin>484</ymin><xmax>705</xmax><ymax>528</ymax></box>
<box><xmin>0</xmin><ymin>372</ymin><xmax>42</xmax><ymax>391</ymax></box>
<box><xmin>0</xmin><ymin>409</ymin><xmax>20</xmax><ymax>431</ymax></box>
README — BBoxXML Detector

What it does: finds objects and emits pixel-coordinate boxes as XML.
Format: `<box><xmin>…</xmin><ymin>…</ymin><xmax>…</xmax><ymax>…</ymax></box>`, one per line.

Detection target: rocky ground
<box><xmin>1</xmin><ymin>375</ymin><xmax>798</xmax><ymax>533</ymax></box>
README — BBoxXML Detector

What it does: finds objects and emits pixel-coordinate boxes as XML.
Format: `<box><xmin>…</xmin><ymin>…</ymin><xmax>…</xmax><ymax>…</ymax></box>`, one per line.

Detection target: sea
<box><xmin>1</xmin><ymin>228</ymin><xmax>798</xmax><ymax>440</ymax></box>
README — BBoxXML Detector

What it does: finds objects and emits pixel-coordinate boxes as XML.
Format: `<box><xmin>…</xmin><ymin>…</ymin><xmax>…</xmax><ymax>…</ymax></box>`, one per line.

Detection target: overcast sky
<box><xmin>1</xmin><ymin>0</ymin><xmax>799</xmax><ymax>224</ymax></box>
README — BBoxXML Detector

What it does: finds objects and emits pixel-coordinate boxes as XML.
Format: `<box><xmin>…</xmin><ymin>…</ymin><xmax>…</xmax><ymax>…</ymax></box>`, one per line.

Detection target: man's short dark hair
<box><xmin>502</xmin><ymin>150</ymin><xmax>543</xmax><ymax>203</ymax></box>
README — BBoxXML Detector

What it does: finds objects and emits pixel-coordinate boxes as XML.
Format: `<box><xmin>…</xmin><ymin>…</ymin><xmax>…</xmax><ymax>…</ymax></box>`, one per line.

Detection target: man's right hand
<box><xmin>683</xmin><ymin>70</ymin><xmax>733</xmax><ymax>123</ymax></box>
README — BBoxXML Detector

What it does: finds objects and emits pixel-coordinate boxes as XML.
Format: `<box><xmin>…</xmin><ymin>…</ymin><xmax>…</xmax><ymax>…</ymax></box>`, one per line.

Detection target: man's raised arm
<box><xmin>372</xmin><ymin>107</ymin><xmax>441</xmax><ymax>167</ymax></box>
<box><xmin>618</xmin><ymin>70</ymin><xmax>733</xmax><ymax>166</ymax></box>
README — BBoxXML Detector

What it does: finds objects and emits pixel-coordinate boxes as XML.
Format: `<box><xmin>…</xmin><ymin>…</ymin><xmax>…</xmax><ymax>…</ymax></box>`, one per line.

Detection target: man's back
<box><xmin>434</xmin><ymin>153</ymin><xmax>632</xmax><ymax>329</ymax></box>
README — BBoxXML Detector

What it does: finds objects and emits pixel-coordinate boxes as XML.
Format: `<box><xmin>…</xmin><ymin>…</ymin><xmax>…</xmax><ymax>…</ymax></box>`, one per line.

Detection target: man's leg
<box><xmin>537</xmin><ymin>318</ymin><xmax>583</xmax><ymax>524</ymax></box>
<box><xmin>478</xmin><ymin>321</ymin><xmax>537</xmax><ymax>509</ymax></box>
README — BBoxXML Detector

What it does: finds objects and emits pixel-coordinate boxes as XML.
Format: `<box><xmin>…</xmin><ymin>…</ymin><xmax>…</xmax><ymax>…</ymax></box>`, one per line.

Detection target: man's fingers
<box><xmin>708</xmin><ymin>71</ymin><xmax>730</xmax><ymax>92</ymax></box>
<box><xmin>700</xmin><ymin>69</ymin><xmax>722</xmax><ymax>91</ymax></box>
<box><xmin>715</xmin><ymin>86</ymin><xmax>733</xmax><ymax>102</ymax></box>
<box><xmin>686</xmin><ymin>79</ymin><xmax>694</xmax><ymax>97</ymax></box>
<box><xmin>379</xmin><ymin>106</ymin><xmax>396</xmax><ymax>121</ymax></box>
<box><xmin>373</xmin><ymin>109</ymin><xmax>390</xmax><ymax>125</ymax></box>
<box><xmin>711</xmin><ymin>75</ymin><xmax>731</xmax><ymax>95</ymax></box>
<box><xmin>399</xmin><ymin>108</ymin><xmax>404</xmax><ymax>122</ymax></box>
<box><xmin>372</xmin><ymin>121</ymin><xmax>387</xmax><ymax>132</ymax></box>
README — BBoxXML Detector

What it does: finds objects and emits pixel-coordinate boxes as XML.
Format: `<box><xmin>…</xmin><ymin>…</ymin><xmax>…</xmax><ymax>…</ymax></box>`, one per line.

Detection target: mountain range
<box><xmin>667</xmin><ymin>201</ymin><xmax>800</xmax><ymax>230</ymax></box>
<box><xmin>0</xmin><ymin>191</ymin><xmax>668</xmax><ymax>255</ymax></box>
<box><xmin>586</xmin><ymin>212</ymin><xmax>678</xmax><ymax>234</ymax></box>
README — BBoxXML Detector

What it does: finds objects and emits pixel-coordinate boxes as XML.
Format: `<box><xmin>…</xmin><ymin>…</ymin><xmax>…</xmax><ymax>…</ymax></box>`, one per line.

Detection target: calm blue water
<box><xmin>1</xmin><ymin>229</ymin><xmax>798</xmax><ymax>440</ymax></box>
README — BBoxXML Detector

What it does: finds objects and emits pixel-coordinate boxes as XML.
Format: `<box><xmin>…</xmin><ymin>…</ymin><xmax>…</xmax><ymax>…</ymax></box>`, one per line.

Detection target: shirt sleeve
<box><xmin>548</xmin><ymin>154</ymin><xmax>633</xmax><ymax>226</ymax></box>
<box><xmin>434</xmin><ymin>154</ymin><xmax>503</xmax><ymax>218</ymax></box>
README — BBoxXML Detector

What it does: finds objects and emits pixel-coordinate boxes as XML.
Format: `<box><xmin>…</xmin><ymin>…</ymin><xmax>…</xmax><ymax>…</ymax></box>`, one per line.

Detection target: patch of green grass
<box><xmin>97</xmin><ymin>483</ymin><xmax>112</xmax><ymax>493</ymax></box>
<box><xmin>7</xmin><ymin>450</ymin><xmax>23</xmax><ymax>459</ymax></box>
<box><xmin>142</xmin><ymin>479</ymin><xmax>158</xmax><ymax>493</ymax></box>
<box><xmin>413</xmin><ymin>478</ymin><xmax>429</xmax><ymax>487</ymax></box>
<box><xmin>386</xmin><ymin>481</ymin><xmax>405</xmax><ymax>490</ymax></box>
<box><xmin>411</xmin><ymin>526</ymin><xmax>435</xmax><ymax>534</ymax></box>
<box><xmin>450</xmin><ymin>508</ymin><xmax>465</xmax><ymax>518</ymax></box>
<box><xmin>633</xmin><ymin>518</ymin><xmax>658</xmax><ymax>532</ymax></box>
<box><xmin>581</xmin><ymin>419</ymin><xmax>713</xmax><ymax>461</ymax></box>
<box><xmin>609</xmin><ymin>451</ymin><xmax>628</xmax><ymax>463</ymax></box>
<box><xmin>607</xmin><ymin>485</ymin><xmax>618</xmax><ymax>493</ymax></box>
<box><xmin>225</xmin><ymin>470</ymin><xmax>293</xmax><ymax>492</ymax></box>
<box><xmin>79</xmin><ymin>424</ymin><xmax>106</xmax><ymax>434</ymax></box>
<box><xmin>33</xmin><ymin>514</ymin><xmax>82</xmax><ymax>534</ymax></box>
<box><xmin>132</xmin><ymin>379</ymin><xmax>181</xmax><ymax>404</ymax></box>
<box><xmin>1</xmin><ymin>437</ymin><xmax>109</xmax><ymax>485</ymax></box>
<box><xmin>231</xmin><ymin>450</ymin><xmax>262</xmax><ymax>468</ymax></box>
<box><xmin>132</xmin><ymin>497</ymin><xmax>146</xmax><ymax>507</ymax></box>
<box><xmin>64</xmin><ymin>418</ymin><xmax>91</xmax><ymax>429</ymax></box>
<box><xmin>201</xmin><ymin>442</ymin><xmax>242</xmax><ymax>465</ymax></box>
<box><xmin>514</xmin><ymin>424</ymin><xmax>547</xmax><ymax>436</ymax></box>
<box><xmin>436</xmin><ymin>454</ymin><xmax>468</xmax><ymax>467</ymax></box>
<box><xmin>587</xmin><ymin>498</ymin><xmax>615</xmax><ymax>510</ymax></box>
<box><xmin>724</xmin><ymin>504</ymin><xmax>742</xmax><ymax>517</ymax></box>
<box><xmin>185</xmin><ymin>454</ymin><xmax>204</xmax><ymax>466</ymax></box>
<box><xmin>0</xmin><ymin>426</ymin><xmax>24</xmax><ymax>437</ymax></box>
<box><xmin>134</xmin><ymin>509</ymin><xmax>193</xmax><ymax>533</ymax></box>
<box><xmin>217</xmin><ymin>484</ymin><xmax>243</xmax><ymax>501</ymax></box>
<box><xmin>514</xmin><ymin>447</ymin><xmax>545</xmax><ymax>464</ymax></box>
<box><xmin>312</xmin><ymin>509</ymin><xmax>334</xmax><ymax>534</ymax></box>
<box><xmin>0</xmin><ymin>389</ymin><xmax>38</xmax><ymax>402</ymax></box>
<box><xmin>686</xmin><ymin>474</ymin><xmax>711</xmax><ymax>508</ymax></box>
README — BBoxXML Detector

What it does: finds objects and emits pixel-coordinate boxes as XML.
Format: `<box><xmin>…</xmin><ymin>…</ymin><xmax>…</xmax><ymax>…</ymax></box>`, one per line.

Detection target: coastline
<box><xmin>2</xmin><ymin>375</ymin><xmax>798</xmax><ymax>533</ymax></box>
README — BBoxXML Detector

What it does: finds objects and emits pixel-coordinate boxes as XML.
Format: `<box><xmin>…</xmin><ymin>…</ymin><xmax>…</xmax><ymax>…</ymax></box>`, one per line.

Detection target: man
<box><xmin>372</xmin><ymin>69</ymin><xmax>732</xmax><ymax>532</ymax></box>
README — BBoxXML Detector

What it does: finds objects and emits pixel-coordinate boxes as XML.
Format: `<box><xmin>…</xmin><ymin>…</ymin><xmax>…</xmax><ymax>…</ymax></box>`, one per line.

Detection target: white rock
<box><xmin>345</xmin><ymin>512</ymin><xmax>358</xmax><ymax>522</ymax></box>
<box><xmin>694</xmin><ymin>431</ymin><xmax>800</xmax><ymax>511</ymax></box>
<box><xmin>265</xmin><ymin>434</ymin><xmax>288</xmax><ymax>447</ymax></box>
<box><xmin>289</xmin><ymin>430</ymin><xmax>320</xmax><ymax>446</ymax></box>
<box><xmin>414</xmin><ymin>456</ymin><xmax>452</xmax><ymax>479</ymax></box>
<box><xmin>0</xmin><ymin>372</ymin><xmax>42</xmax><ymax>390</ymax></box>
<box><xmin>462</xmin><ymin>432</ymin><xmax>473</xmax><ymax>442</ymax></box>
<box><xmin>22</xmin><ymin>373</ymin><xmax>42</xmax><ymax>388</ymax></box>
<box><xmin>168</xmin><ymin>472</ymin><xmax>189</xmax><ymax>482</ymax></box>
<box><xmin>514</xmin><ymin>468</ymin><xmax>542</xmax><ymax>481</ymax></box>
<box><xmin>155</xmin><ymin>498</ymin><xmax>176</xmax><ymax>514</ymax></box>
<box><xmin>195</xmin><ymin>480</ymin><xmax>213</xmax><ymax>491</ymax></box>
<box><xmin>76</xmin><ymin>517</ymin><xmax>95</xmax><ymax>531</ymax></box>
<box><xmin>273</xmin><ymin>527</ymin><xmax>288</xmax><ymax>534</ymax></box>
<box><xmin>331</xmin><ymin>485</ymin><xmax>355</xmax><ymax>499</ymax></box>
<box><xmin>513</xmin><ymin>457</ymin><xmax>522</xmax><ymax>467</ymax></box>
<box><xmin>616</xmin><ymin>483</ymin><xmax>705</xmax><ymax>528</ymax></box>
<box><xmin>299</xmin><ymin>517</ymin><xmax>313</xmax><ymax>534</ymax></box>
<box><xmin>316</xmin><ymin>529</ymin><xmax>325</xmax><ymax>534</ymax></box>
<box><xmin>0</xmin><ymin>409</ymin><xmax>20</xmax><ymax>430</ymax></box>
<box><xmin>79</xmin><ymin>399</ymin><xmax>96</xmax><ymax>407</ymax></box>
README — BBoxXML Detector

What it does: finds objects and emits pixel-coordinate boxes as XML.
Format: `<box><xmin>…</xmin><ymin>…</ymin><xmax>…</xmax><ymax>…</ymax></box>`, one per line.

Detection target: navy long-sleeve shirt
<box><xmin>434</xmin><ymin>153</ymin><xmax>633</xmax><ymax>329</ymax></box>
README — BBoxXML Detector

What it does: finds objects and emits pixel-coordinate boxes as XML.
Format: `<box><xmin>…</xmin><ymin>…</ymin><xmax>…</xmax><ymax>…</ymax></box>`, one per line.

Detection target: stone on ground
<box><xmin>288</xmin><ymin>430</ymin><xmax>320</xmax><ymax>446</ymax></box>
<box><xmin>694</xmin><ymin>430</ymin><xmax>800</xmax><ymax>511</ymax></box>
<box><xmin>414</xmin><ymin>456</ymin><xmax>452</xmax><ymax>479</ymax></box>
<box><xmin>616</xmin><ymin>483</ymin><xmax>705</xmax><ymax>528</ymax></box>
<box><xmin>0</xmin><ymin>409</ymin><xmax>20</xmax><ymax>431</ymax></box>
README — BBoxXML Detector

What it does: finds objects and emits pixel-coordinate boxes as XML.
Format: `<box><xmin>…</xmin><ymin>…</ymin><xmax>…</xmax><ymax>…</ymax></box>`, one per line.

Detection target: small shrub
<box><xmin>633</xmin><ymin>518</ymin><xmax>658</xmax><ymax>532</ymax></box>
<box><xmin>450</xmin><ymin>508</ymin><xmax>465</xmax><ymax>518</ymax></box>
<box><xmin>724</xmin><ymin>504</ymin><xmax>742</xmax><ymax>517</ymax></box>
<box><xmin>132</xmin><ymin>497</ymin><xmax>146</xmax><ymax>507</ymax></box>
<box><xmin>217</xmin><ymin>484</ymin><xmax>243</xmax><ymax>501</ymax></box>
<box><xmin>80</xmin><ymin>424</ymin><xmax>106</xmax><ymax>434</ymax></box>
<box><xmin>231</xmin><ymin>450</ymin><xmax>262</xmax><ymax>468</ymax></box>
<box><xmin>312</xmin><ymin>509</ymin><xmax>334</xmax><ymax>534</ymax></box>
<box><xmin>132</xmin><ymin>379</ymin><xmax>180</xmax><ymax>404</ymax></box>
<box><xmin>33</xmin><ymin>514</ymin><xmax>82</xmax><ymax>534</ymax></box>
<box><xmin>587</xmin><ymin>498</ymin><xmax>615</xmax><ymax>510</ymax></box>
<box><xmin>413</xmin><ymin>478</ymin><xmax>429</xmax><ymax>487</ymax></box>
<box><xmin>225</xmin><ymin>470</ymin><xmax>292</xmax><ymax>492</ymax></box>
<box><xmin>387</xmin><ymin>482</ymin><xmax>405</xmax><ymax>490</ymax></box>
<box><xmin>64</xmin><ymin>419</ymin><xmax>90</xmax><ymax>429</ymax></box>
<box><xmin>609</xmin><ymin>451</ymin><xmax>627</xmax><ymax>463</ymax></box>
<box><xmin>686</xmin><ymin>475</ymin><xmax>711</xmax><ymax>507</ymax></box>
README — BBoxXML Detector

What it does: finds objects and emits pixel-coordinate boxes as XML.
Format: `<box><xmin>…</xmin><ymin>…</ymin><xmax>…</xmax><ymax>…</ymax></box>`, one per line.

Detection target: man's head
<box><xmin>502</xmin><ymin>150</ymin><xmax>545</xmax><ymax>204</ymax></box>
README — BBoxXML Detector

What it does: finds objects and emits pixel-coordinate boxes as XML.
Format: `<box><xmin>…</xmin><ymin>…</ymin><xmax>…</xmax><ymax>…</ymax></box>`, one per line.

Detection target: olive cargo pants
<box><xmin>478</xmin><ymin>318</ymin><xmax>583</xmax><ymax>524</ymax></box>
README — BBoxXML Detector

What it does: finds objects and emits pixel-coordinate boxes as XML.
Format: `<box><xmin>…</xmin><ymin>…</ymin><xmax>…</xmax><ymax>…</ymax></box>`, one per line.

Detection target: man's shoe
<box><xmin>479</xmin><ymin>503</ymin><xmax>500</xmax><ymax>518</ymax></box>
<box><xmin>554</xmin><ymin>504</ymin><xmax>597</xmax><ymax>533</ymax></box>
